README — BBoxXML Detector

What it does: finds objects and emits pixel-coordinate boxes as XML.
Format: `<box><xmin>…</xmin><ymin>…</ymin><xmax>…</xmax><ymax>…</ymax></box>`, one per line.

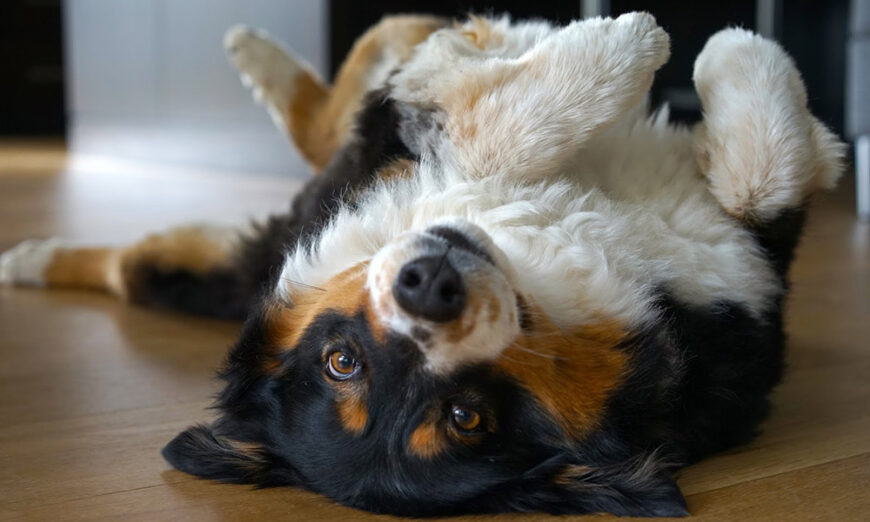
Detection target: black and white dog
<box><xmin>0</xmin><ymin>13</ymin><xmax>844</xmax><ymax>517</ymax></box>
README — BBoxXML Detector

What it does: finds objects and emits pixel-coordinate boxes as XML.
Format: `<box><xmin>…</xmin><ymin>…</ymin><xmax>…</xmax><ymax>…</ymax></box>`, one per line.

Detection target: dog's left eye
<box><xmin>450</xmin><ymin>405</ymin><xmax>481</xmax><ymax>432</ymax></box>
<box><xmin>327</xmin><ymin>350</ymin><xmax>359</xmax><ymax>380</ymax></box>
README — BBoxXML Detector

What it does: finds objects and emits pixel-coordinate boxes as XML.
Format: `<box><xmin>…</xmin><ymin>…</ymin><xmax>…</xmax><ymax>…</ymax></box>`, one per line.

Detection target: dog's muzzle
<box><xmin>367</xmin><ymin>221</ymin><xmax>520</xmax><ymax>373</ymax></box>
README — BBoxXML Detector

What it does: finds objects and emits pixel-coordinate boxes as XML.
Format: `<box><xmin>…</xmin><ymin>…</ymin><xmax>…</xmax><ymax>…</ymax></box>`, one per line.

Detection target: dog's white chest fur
<box><xmin>282</xmin><ymin>108</ymin><xmax>779</xmax><ymax>329</ymax></box>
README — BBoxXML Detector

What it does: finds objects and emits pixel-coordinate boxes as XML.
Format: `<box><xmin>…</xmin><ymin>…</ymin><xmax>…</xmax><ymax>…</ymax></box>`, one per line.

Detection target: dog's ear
<box><xmin>162</xmin><ymin>424</ymin><xmax>278</xmax><ymax>485</ymax></box>
<box><xmin>503</xmin><ymin>453</ymin><xmax>689</xmax><ymax>517</ymax></box>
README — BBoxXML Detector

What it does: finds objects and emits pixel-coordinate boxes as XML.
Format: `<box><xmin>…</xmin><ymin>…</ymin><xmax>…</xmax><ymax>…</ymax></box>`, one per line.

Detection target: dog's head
<box><xmin>164</xmin><ymin>219</ymin><xmax>686</xmax><ymax>517</ymax></box>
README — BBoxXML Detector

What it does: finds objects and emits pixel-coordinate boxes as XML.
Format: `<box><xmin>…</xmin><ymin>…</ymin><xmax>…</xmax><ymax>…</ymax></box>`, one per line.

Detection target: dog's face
<box><xmin>164</xmin><ymin>221</ymin><xmax>687</xmax><ymax>517</ymax></box>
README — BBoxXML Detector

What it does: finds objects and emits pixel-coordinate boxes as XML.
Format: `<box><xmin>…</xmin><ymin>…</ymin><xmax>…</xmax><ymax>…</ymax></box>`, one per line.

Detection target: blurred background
<box><xmin>0</xmin><ymin>0</ymin><xmax>861</xmax><ymax>207</ymax></box>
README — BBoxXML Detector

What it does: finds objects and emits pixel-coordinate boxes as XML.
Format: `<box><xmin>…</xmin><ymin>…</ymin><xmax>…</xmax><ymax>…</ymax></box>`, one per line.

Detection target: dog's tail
<box><xmin>224</xmin><ymin>15</ymin><xmax>446</xmax><ymax>172</ymax></box>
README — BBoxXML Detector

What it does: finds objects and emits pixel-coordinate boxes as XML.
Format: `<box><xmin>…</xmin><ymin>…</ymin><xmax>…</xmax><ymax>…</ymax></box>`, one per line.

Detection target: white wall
<box><xmin>64</xmin><ymin>0</ymin><xmax>327</xmax><ymax>175</ymax></box>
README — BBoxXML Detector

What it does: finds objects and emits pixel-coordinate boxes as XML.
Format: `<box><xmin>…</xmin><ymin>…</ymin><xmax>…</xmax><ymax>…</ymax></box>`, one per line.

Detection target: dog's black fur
<box><xmin>160</xmin><ymin>88</ymin><xmax>804</xmax><ymax>517</ymax></box>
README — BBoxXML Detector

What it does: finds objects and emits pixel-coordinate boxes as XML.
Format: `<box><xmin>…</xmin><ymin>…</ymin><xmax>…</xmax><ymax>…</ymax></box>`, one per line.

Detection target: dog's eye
<box><xmin>327</xmin><ymin>350</ymin><xmax>359</xmax><ymax>380</ymax></box>
<box><xmin>450</xmin><ymin>405</ymin><xmax>481</xmax><ymax>432</ymax></box>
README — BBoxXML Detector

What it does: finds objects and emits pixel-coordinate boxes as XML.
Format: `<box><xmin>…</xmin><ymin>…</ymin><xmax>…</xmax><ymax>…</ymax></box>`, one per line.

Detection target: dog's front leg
<box><xmin>390</xmin><ymin>12</ymin><xmax>670</xmax><ymax>182</ymax></box>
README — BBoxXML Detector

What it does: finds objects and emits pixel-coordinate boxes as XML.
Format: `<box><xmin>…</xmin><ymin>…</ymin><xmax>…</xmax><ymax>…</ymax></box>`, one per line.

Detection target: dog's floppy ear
<box><xmin>503</xmin><ymin>453</ymin><xmax>689</xmax><ymax>517</ymax></box>
<box><xmin>162</xmin><ymin>424</ymin><xmax>286</xmax><ymax>485</ymax></box>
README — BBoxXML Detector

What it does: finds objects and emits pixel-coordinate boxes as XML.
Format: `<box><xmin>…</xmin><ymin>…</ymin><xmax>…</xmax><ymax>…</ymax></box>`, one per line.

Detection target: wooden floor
<box><xmin>1</xmin><ymin>141</ymin><xmax>868</xmax><ymax>521</ymax></box>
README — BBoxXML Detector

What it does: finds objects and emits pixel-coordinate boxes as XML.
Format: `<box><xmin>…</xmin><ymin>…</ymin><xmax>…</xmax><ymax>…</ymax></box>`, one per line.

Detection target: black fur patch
<box><xmin>658</xmin><ymin>295</ymin><xmax>785</xmax><ymax>462</ymax></box>
<box><xmin>749</xmin><ymin>206</ymin><xmax>808</xmax><ymax>278</ymax></box>
<box><xmin>126</xmin><ymin>264</ymin><xmax>248</xmax><ymax>319</ymax></box>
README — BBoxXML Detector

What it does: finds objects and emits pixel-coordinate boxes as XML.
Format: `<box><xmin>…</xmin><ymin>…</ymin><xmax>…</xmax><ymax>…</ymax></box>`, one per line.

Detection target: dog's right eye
<box><xmin>327</xmin><ymin>350</ymin><xmax>359</xmax><ymax>380</ymax></box>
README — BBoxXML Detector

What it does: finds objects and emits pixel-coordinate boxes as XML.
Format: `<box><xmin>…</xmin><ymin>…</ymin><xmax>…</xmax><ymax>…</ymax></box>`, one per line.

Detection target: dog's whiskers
<box><xmin>282</xmin><ymin>278</ymin><xmax>326</xmax><ymax>292</ymax></box>
<box><xmin>508</xmin><ymin>342</ymin><xmax>564</xmax><ymax>361</ymax></box>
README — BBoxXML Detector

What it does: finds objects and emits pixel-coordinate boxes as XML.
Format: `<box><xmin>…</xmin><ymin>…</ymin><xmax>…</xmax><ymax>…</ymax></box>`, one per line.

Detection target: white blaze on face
<box><xmin>365</xmin><ymin>222</ymin><xmax>521</xmax><ymax>374</ymax></box>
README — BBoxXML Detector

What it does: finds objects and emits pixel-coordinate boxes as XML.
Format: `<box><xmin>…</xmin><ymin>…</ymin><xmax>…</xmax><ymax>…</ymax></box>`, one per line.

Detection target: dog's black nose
<box><xmin>393</xmin><ymin>255</ymin><xmax>466</xmax><ymax>322</ymax></box>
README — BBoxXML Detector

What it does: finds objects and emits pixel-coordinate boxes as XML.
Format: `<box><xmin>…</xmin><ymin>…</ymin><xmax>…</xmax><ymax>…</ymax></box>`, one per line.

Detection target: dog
<box><xmin>0</xmin><ymin>12</ymin><xmax>844</xmax><ymax>517</ymax></box>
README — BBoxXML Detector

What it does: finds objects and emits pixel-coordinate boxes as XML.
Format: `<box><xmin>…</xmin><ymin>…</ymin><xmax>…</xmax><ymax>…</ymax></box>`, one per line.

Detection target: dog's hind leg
<box><xmin>692</xmin><ymin>28</ymin><xmax>845</xmax><ymax>225</ymax></box>
<box><xmin>224</xmin><ymin>26</ymin><xmax>332</xmax><ymax>170</ymax></box>
<box><xmin>0</xmin><ymin>225</ymin><xmax>252</xmax><ymax>319</ymax></box>
<box><xmin>225</xmin><ymin>16</ymin><xmax>446</xmax><ymax>172</ymax></box>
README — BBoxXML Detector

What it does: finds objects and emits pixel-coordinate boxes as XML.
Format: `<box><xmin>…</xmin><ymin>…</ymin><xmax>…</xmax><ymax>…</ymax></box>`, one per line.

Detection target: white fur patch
<box><xmin>0</xmin><ymin>238</ymin><xmax>65</xmax><ymax>287</ymax></box>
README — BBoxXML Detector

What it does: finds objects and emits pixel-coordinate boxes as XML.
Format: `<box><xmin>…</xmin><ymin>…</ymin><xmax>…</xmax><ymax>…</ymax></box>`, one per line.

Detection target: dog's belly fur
<box><xmin>282</xmin><ymin>105</ymin><xmax>779</xmax><ymax>332</ymax></box>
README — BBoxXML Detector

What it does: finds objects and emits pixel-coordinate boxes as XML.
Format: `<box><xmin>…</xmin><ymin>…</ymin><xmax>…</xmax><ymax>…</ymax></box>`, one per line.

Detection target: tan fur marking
<box><xmin>337</xmin><ymin>394</ymin><xmax>369</xmax><ymax>434</ymax></box>
<box><xmin>269</xmin><ymin>263</ymin><xmax>371</xmax><ymax>351</ymax></box>
<box><xmin>38</xmin><ymin>226</ymin><xmax>238</xmax><ymax>298</ymax></box>
<box><xmin>494</xmin><ymin>301</ymin><xmax>628</xmax><ymax>438</ymax></box>
<box><xmin>223</xmin><ymin>439</ymin><xmax>268</xmax><ymax>473</ymax></box>
<box><xmin>44</xmin><ymin>248</ymin><xmax>118</xmax><ymax>292</ymax></box>
<box><xmin>408</xmin><ymin>420</ymin><xmax>447</xmax><ymax>459</ymax></box>
<box><xmin>226</xmin><ymin>439</ymin><xmax>266</xmax><ymax>461</ymax></box>
<box><xmin>458</xmin><ymin>15</ymin><xmax>504</xmax><ymax>49</ymax></box>
<box><xmin>554</xmin><ymin>464</ymin><xmax>597</xmax><ymax>486</ymax></box>
<box><xmin>264</xmin><ymin>262</ymin><xmax>389</xmax><ymax>372</ymax></box>
<box><xmin>120</xmin><ymin>226</ymin><xmax>236</xmax><ymax>274</ymax></box>
<box><xmin>444</xmin><ymin>319</ymin><xmax>476</xmax><ymax>344</ymax></box>
<box><xmin>363</xmin><ymin>301</ymin><xmax>388</xmax><ymax>344</ymax></box>
<box><xmin>440</xmin><ymin>64</ymin><xmax>524</xmax><ymax>161</ymax></box>
<box><xmin>375</xmin><ymin>158</ymin><xmax>416</xmax><ymax>183</ymax></box>
<box><xmin>487</xmin><ymin>296</ymin><xmax>501</xmax><ymax>325</ymax></box>
<box><xmin>287</xmin><ymin>73</ymin><xmax>332</xmax><ymax>170</ymax></box>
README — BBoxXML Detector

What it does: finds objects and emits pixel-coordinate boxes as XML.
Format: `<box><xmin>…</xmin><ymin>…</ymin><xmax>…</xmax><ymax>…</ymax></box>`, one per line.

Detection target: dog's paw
<box><xmin>610</xmin><ymin>11</ymin><xmax>671</xmax><ymax>68</ymax></box>
<box><xmin>0</xmin><ymin>238</ymin><xmax>63</xmax><ymax>287</ymax></box>
<box><xmin>224</xmin><ymin>25</ymin><xmax>303</xmax><ymax>108</ymax></box>
<box><xmin>558</xmin><ymin>12</ymin><xmax>669</xmax><ymax>76</ymax></box>
<box><xmin>535</xmin><ymin>12</ymin><xmax>669</xmax><ymax>99</ymax></box>
<box><xmin>694</xmin><ymin>28</ymin><xmax>805</xmax><ymax>105</ymax></box>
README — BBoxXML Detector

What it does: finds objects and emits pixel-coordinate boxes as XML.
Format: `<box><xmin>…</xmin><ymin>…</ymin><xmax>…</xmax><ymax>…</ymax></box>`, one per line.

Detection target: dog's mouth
<box><xmin>367</xmin><ymin>221</ymin><xmax>523</xmax><ymax>373</ymax></box>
